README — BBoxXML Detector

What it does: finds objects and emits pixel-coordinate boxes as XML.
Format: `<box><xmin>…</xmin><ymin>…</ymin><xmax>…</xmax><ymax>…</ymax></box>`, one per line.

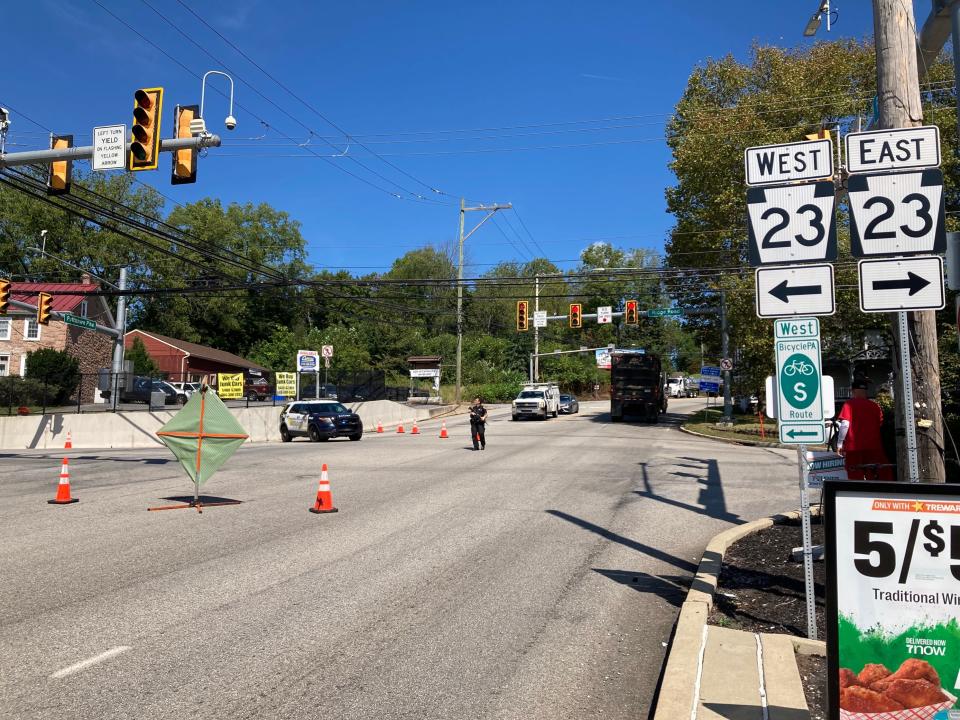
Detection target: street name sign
<box><xmin>744</xmin><ymin>138</ymin><xmax>833</xmax><ymax>186</ymax></box>
<box><xmin>92</xmin><ymin>124</ymin><xmax>126</xmax><ymax>171</ymax></box>
<box><xmin>533</xmin><ymin>310</ymin><xmax>547</xmax><ymax>328</ymax></box>
<box><xmin>747</xmin><ymin>181</ymin><xmax>837</xmax><ymax>266</ymax></box>
<box><xmin>844</xmin><ymin>125</ymin><xmax>940</xmax><ymax>174</ymax></box>
<box><xmin>774</xmin><ymin>317</ymin><xmax>823</xmax><ymax>445</ymax></box>
<box><xmin>646</xmin><ymin>308</ymin><xmax>683</xmax><ymax>318</ymax></box>
<box><xmin>755</xmin><ymin>263</ymin><xmax>835</xmax><ymax>318</ymax></box>
<box><xmin>63</xmin><ymin>313</ymin><xmax>96</xmax><ymax>330</ymax></box>
<box><xmin>858</xmin><ymin>256</ymin><xmax>945</xmax><ymax>313</ymax></box>
<box><xmin>847</xmin><ymin>169</ymin><xmax>945</xmax><ymax>257</ymax></box>
<box><xmin>597</xmin><ymin>306</ymin><xmax>612</xmax><ymax>324</ymax></box>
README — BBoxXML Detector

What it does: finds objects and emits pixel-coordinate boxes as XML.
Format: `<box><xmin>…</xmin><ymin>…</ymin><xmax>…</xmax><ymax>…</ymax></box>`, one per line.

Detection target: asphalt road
<box><xmin>0</xmin><ymin>399</ymin><xmax>800</xmax><ymax>720</ymax></box>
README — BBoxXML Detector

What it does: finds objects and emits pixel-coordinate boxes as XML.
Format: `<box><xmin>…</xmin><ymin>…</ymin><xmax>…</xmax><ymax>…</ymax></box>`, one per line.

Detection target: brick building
<box><xmin>0</xmin><ymin>276</ymin><xmax>115</xmax><ymax>402</ymax></box>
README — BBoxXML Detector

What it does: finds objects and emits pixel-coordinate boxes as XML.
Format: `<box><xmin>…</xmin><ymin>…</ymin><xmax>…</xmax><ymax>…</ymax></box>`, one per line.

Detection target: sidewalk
<box><xmin>652</xmin><ymin>511</ymin><xmax>824</xmax><ymax>720</ymax></box>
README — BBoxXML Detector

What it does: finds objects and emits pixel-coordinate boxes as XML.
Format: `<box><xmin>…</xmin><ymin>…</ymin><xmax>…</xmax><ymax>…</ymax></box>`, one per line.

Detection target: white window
<box><xmin>79</xmin><ymin>301</ymin><xmax>88</xmax><ymax>318</ymax></box>
<box><xmin>24</xmin><ymin>319</ymin><xmax>40</xmax><ymax>341</ymax></box>
<box><xmin>0</xmin><ymin>354</ymin><xmax>8</xmax><ymax>377</ymax></box>
<box><xmin>0</xmin><ymin>318</ymin><xmax>9</xmax><ymax>341</ymax></box>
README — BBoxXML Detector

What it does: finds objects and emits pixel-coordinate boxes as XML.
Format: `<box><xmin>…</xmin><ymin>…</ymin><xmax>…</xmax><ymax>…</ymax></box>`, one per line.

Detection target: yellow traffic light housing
<box><xmin>129</xmin><ymin>87</ymin><xmax>164</xmax><ymax>171</ymax></box>
<box><xmin>37</xmin><ymin>292</ymin><xmax>53</xmax><ymax>326</ymax></box>
<box><xmin>805</xmin><ymin>129</ymin><xmax>830</xmax><ymax>142</ymax></box>
<box><xmin>569</xmin><ymin>303</ymin><xmax>582</xmax><ymax>328</ymax></box>
<box><xmin>624</xmin><ymin>299</ymin><xmax>639</xmax><ymax>325</ymax></box>
<box><xmin>171</xmin><ymin>104</ymin><xmax>198</xmax><ymax>185</ymax></box>
<box><xmin>0</xmin><ymin>278</ymin><xmax>10</xmax><ymax>315</ymax></box>
<box><xmin>47</xmin><ymin>134</ymin><xmax>73</xmax><ymax>195</ymax></box>
<box><xmin>516</xmin><ymin>300</ymin><xmax>529</xmax><ymax>332</ymax></box>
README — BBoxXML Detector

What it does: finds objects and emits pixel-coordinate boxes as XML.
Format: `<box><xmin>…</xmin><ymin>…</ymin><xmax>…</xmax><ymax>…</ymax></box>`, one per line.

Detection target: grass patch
<box><xmin>682</xmin><ymin>407</ymin><xmax>781</xmax><ymax>445</ymax></box>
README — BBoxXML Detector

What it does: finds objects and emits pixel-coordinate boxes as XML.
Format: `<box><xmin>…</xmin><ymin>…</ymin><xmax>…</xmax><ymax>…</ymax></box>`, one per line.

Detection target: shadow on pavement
<box><xmin>0</xmin><ymin>453</ymin><xmax>171</xmax><ymax>464</ymax></box>
<box><xmin>592</xmin><ymin>569</ymin><xmax>690</xmax><ymax>607</ymax></box>
<box><xmin>161</xmin><ymin>495</ymin><xmax>243</xmax><ymax>504</ymax></box>
<box><xmin>587</xmin><ymin>409</ymin><xmax>692</xmax><ymax>427</ymax></box>
<box><xmin>634</xmin><ymin>459</ymin><xmax>743</xmax><ymax>525</ymax></box>
<box><xmin>702</xmin><ymin>704</ymin><xmax>808</xmax><ymax>720</ymax></box>
<box><xmin>546</xmin><ymin>509</ymin><xmax>698</xmax><ymax>574</ymax></box>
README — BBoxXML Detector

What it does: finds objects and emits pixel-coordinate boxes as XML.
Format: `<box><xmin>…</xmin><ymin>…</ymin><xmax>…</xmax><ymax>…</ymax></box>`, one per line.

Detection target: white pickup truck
<box><xmin>511</xmin><ymin>383</ymin><xmax>561</xmax><ymax>420</ymax></box>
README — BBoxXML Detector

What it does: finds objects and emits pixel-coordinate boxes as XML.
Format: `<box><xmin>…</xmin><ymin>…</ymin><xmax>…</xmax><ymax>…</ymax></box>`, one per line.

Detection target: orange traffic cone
<box><xmin>64</xmin><ymin>430</ymin><xmax>72</xmax><ymax>450</ymax></box>
<box><xmin>48</xmin><ymin>457</ymin><xmax>78</xmax><ymax>505</ymax></box>
<box><xmin>396</xmin><ymin>423</ymin><xmax>405</xmax><ymax>434</ymax></box>
<box><xmin>376</xmin><ymin>419</ymin><xmax>384</xmax><ymax>433</ymax></box>
<box><xmin>309</xmin><ymin>463</ymin><xmax>338</xmax><ymax>514</ymax></box>
<box><xmin>411</xmin><ymin>420</ymin><xmax>420</xmax><ymax>435</ymax></box>
<box><xmin>439</xmin><ymin>421</ymin><xmax>449</xmax><ymax>439</ymax></box>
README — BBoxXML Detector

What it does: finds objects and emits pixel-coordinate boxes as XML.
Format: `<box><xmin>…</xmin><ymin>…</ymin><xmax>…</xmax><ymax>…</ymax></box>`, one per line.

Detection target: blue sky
<box><xmin>4</xmin><ymin>1</ymin><xmax>890</xmax><ymax>275</ymax></box>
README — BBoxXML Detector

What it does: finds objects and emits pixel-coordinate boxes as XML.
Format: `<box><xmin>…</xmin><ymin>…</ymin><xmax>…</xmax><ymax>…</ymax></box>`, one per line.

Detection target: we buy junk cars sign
<box><xmin>825</xmin><ymin>481</ymin><xmax>960</xmax><ymax>720</ymax></box>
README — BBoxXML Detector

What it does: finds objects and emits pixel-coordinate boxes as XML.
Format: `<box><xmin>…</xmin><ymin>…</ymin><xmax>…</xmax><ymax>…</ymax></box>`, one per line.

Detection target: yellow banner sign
<box><xmin>275</xmin><ymin>372</ymin><xmax>296</xmax><ymax>398</ymax></box>
<box><xmin>217</xmin><ymin>373</ymin><xmax>244</xmax><ymax>399</ymax></box>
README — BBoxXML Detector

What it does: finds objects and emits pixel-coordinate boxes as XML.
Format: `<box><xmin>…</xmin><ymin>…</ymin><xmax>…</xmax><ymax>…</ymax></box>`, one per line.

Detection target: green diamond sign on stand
<box><xmin>153</xmin><ymin>388</ymin><xmax>249</xmax><ymax>512</ymax></box>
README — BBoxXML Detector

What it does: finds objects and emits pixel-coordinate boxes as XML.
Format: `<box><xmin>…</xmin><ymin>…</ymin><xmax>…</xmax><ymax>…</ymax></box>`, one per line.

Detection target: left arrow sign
<box><xmin>755</xmin><ymin>264</ymin><xmax>835</xmax><ymax>319</ymax></box>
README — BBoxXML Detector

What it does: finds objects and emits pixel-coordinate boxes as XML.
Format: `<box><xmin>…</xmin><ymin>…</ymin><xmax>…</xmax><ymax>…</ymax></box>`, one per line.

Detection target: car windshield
<box><xmin>518</xmin><ymin>391</ymin><xmax>544</xmax><ymax>399</ymax></box>
<box><xmin>559</xmin><ymin>395</ymin><xmax>572</xmax><ymax>401</ymax></box>
<box><xmin>307</xmin><ymin>402</ymin><xmax>348</xmax><ymax>414</ymax></box>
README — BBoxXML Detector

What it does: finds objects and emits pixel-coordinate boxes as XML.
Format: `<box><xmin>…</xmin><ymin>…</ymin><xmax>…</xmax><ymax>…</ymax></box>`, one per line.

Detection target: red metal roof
<box><xmin>125</xmin><ymin>329</ymin><xmax>270</xmax><ymax>372</ymax></box>
<box><xmin>11</xmin><ymin>282</ymin><xmax>98</xmax><ymax>312</ymax></box>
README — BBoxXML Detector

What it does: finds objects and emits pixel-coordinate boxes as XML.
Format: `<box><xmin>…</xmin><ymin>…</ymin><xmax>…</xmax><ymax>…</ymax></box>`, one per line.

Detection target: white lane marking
<box><xmin>50</xmin><ymin>646</ymin><xmax>131</xmax><ymax>679</ymax></box>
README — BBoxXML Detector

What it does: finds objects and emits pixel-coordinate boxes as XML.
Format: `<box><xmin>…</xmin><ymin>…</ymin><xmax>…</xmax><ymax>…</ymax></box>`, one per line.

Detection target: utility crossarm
<box><xmin>7</xmin><ymin>298</ymin><xmax>121</xmax><ymax>338</ymax></box>
<box><xmin>0</xmin><ymin>135</ymin><xmax>221</xmax><ymax>169</ymax></box>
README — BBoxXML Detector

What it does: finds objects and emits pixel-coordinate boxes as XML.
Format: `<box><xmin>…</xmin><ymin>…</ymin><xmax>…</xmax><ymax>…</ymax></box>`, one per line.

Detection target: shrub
<box><xmin>24</xmin><ymin>348</ymin><xmax>80</xmax><ymax>405</ymax></box>
<box><xmin>0</xmin><ymin>376</ymin><xmax>49</xmax><ymax>409</ymax></box>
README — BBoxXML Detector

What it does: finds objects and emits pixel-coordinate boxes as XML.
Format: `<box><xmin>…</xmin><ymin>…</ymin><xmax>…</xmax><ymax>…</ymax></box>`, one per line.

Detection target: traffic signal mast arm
<box><xmin>6</xmin><ymin>297</ymin><xmax>121</xmax><ymax>338</ymax></box>
<box><xmin>0</xmin><ymin>134</ymin><xmax>221</xmax><ymax>169</ymax></box>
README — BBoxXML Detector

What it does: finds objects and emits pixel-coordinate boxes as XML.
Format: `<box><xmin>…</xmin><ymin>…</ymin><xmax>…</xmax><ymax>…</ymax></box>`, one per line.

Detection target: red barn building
<box><xmin>123</xmin><ymin>330</ymin><xmax>269</xmax><ymax>383</ymax></box>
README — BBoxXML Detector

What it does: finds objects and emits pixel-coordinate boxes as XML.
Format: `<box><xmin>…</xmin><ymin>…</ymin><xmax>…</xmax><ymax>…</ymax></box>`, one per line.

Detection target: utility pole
<box><xmin>874</xmin><ymin>0</ymin><xmax>945</xmax><ymax>483</ymax></box>
<box><xmin>112</xmin><ymin>267</ymin><xmax>128</xmax><ymax>413</ymax></box>
<box><xmin>454</xmin><ymin>199</ymin><xmax>512</xmax><ymax>405</ymax></box>
<box><xmin>534</xmin><ymin>275</ymin><xmax>540</xmax><ymax>381</ymax></box>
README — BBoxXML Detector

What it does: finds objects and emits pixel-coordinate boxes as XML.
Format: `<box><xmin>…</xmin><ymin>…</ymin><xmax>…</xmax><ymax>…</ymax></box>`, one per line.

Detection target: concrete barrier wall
<box><xmin>0</xmin><ymin>400</ymin><xmax>453</xmax><ymax>450</ymax></box>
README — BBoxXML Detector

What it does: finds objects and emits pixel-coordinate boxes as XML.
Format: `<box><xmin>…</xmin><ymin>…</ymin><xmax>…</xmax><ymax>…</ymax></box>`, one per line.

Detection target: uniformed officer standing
<box><xmin>470</xmin><ymin>396</ymin><xmax>488</xmax><ymax>450</ymax></box>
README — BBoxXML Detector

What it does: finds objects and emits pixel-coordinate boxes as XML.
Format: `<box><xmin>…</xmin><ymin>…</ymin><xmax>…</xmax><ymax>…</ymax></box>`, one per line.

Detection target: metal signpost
<box><xmin>845</xmin><ymin>124</ymin><xmax>947</xmax><ymax>484</ymax></box>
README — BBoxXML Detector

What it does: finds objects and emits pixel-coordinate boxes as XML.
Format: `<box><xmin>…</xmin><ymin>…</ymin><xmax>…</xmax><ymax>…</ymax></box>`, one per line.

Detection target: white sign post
<box><xmin>92</xmin><ymin>125</ymin><xmax>126</xmax><ymax>171</ymax></box>
<box><xmin>597</xmin><ymin>306</ymin><xmax>612</xmax><ymax>324</ymax></box>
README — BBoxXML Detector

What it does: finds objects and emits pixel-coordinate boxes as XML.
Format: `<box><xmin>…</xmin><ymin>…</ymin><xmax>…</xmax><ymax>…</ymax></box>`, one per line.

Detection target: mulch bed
<box><xmin>708</xmin><ymin>517</ymin><xmax>826</xmax><ymax>720</ymax></box>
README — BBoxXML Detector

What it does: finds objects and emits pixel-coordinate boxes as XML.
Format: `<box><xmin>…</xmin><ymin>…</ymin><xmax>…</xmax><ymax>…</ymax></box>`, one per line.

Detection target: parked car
<box><xmin>244</xmin><ymin>377</ymin><xmax>272</xmax><ymax>402</ymax></box>
<box><xmin>170</xmin><ymin>382</ymin><xmax>198</xmax><ymax>398</ymax></box>
<box><xmin>120</xmin><ymin>377</ymin><xmax>187</xmax><ymax>405</ymax></box>
<box><xmin>558</xmin><ymin>394</ymin><xmax>580</xmax><ymax>414</ymax></box>
<box><xmin>279</xmin><ymin>400</ymin><xmax>363</xmax><ymax>442</ymax></box>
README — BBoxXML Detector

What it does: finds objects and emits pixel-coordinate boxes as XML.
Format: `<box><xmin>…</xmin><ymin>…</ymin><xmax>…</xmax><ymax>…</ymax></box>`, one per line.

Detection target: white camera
<box><xmin>224</xmin><ymin>115</ymin><xmax>237</xmax><ymax>131</ymax></box>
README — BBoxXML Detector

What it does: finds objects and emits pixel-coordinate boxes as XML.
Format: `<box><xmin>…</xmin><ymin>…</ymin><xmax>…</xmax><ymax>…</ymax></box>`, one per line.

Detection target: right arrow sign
<box><xmin>858</xmin><ymin>256</ymin><xmax>945</xmax><ymax>313</ymax></box>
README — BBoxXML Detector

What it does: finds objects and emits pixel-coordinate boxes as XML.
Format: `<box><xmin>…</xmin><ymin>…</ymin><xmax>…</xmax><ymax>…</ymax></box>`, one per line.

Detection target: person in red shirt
<box><xmin>836</xmin><ymin>378</ymin><xmax>893</xmax><ymax>480</ymax></box>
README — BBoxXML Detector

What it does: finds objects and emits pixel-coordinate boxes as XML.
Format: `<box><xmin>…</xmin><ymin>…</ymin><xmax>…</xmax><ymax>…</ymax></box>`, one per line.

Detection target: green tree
<box><xmin>126</xmin><ymin>337</ymin><xmax>160</xmax><ymax>376</ymax></box>
<box><xmin>24</xmin><ymin>348</ymin><xmax>80</xmax><ymax>404</ymax></box>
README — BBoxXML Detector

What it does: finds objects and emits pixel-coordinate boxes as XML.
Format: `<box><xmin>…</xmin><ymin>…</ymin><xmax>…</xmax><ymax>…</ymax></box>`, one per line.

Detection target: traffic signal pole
<box><xmin>0</xmin><ymin>134</ymin><xmax>221</xmax><ymax>169</ymax></box>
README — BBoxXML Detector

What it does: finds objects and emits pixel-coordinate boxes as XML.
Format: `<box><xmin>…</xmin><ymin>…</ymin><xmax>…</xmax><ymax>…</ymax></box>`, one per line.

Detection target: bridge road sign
<box><xmin>774</xmin><ymin>317</ymin><xmax>824</xmax><ymax>445</ymax></box>
<box><xmin>857</xmin><ymin>256</ymin><xmax>945</xmax><ymax>313</ymax></box>
<box><xmin>755</xmin><ymin>263</ymin><xmax>835</xmax><ymax>318</ymax></box>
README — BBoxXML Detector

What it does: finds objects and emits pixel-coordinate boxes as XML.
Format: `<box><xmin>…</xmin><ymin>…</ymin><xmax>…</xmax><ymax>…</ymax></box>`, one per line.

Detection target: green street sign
<box><xmin>63</xmin><ymin>313</ymin><xmax>96</xmax><ymax>331</ymax></box>
<box><xmin>646</xmin><ymin>308</ymin><xmax>684</xmax><ymax>318</ymax></box>
<box><xmin>775</xmin><ymin>317</ymin><xmax>823</xmax><ymax>444</ymax></box>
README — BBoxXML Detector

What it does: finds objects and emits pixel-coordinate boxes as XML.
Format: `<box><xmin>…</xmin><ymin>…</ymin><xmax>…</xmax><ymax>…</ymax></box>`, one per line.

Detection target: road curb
<box><xmin>678</xmin><ymin>422</ymin><xmax>786</xmax><ymax>448</ymax></box>
<box><xmin>652</xmin><ymin>507</ymin><xmax>823</xmax><ymax>720</ymax></box>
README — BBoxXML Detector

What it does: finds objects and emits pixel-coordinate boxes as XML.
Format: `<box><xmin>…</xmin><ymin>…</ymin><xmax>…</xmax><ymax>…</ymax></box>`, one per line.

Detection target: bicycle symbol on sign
<box><xmin>783</xmin><ymin>359</ymin><xmax>815</xmax><ymax>377</ymax></box>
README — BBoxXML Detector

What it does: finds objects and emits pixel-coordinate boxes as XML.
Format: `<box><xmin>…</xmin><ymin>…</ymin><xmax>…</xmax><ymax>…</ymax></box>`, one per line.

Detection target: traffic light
<box><xmin>0</xmin><ymin>278</ymin><xmax>10</xmax><ymax>315</ymax></box>
<box><xmin>129</xmin><ymin>87</ymin><xmax>164</xmax><ymax>171</ymax></box>
<box><xmin>569</xmin><ymin>303</ymin><xmax>582</xmax><ymax>328</ymax></box>
<box><xmin>37</xmin><ymin>292</ymin><xmax>53</xmax><ymax>326</ymax></box>
<box><xmin>171</xmin><ymin>104</ymin><xmax>198</xmax><ymax>185</ymax></box>
<box><xmin>805</xmin><ymin>129</ymin><xmax>830</xmax><ymax>141</ymax></box>
<box><xmin>624</xmin><ymin>299</ymin><xmax>639</xmax><ymax>325</ymax></box>
<box><xmin>516</xmin><ymin>300</ymin><xmax>529</xmax><ymax>332</ymax></box>
<box><xmin>47</xmin><ymin>134</ymin><xmax>73</xmax><ymax>195</ymax></box>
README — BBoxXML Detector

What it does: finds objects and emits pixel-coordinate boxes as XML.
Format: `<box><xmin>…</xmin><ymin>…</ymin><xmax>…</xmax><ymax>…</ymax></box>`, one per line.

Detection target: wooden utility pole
<box><xmin>873</xmin><ymin>0</ymin><xmax>946</xmax><ymax>482</ymax></box>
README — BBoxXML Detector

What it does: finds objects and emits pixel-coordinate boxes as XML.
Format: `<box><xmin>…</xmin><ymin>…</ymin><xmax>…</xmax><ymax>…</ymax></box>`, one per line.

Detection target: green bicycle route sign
<box><xmin>775</xmin><ymin>317</ymin><xmax>824</xmax><ymax>444</ymax></box>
